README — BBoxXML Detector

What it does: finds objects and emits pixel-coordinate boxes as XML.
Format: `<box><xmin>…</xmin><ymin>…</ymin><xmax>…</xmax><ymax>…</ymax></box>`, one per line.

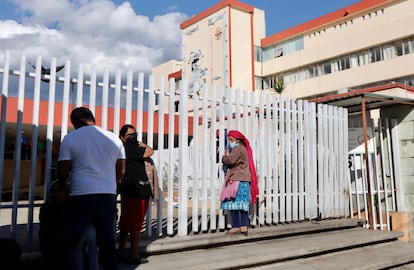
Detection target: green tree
<box><xmin>272</xmin><ymin>80</ymin><xmax>284</xmax><ymax>95</ymax></box>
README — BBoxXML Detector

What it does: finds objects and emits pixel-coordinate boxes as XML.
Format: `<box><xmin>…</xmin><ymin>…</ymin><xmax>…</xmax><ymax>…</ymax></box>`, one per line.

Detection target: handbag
<box><xmin>220</xmin><ymin>180</ymin><xmax>240</xmax><ymax>202</ymax></box>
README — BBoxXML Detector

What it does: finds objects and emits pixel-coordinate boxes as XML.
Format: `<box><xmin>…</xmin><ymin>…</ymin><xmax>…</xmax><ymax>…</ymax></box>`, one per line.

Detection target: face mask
<box><xmin>228</xmin><ymin>141</ymin><xmax>239</xmax><ymax>149</ymax></box>
<box><xmin>126</xmin><ymin>133</ymin><xmax>138</xmax><ymax>143</ymax></box>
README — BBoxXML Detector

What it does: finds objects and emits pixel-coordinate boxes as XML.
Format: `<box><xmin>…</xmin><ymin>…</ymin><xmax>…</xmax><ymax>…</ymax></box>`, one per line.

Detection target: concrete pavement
<box><xmin>14</xmin><ymin>218</ymin><xmax>414</xmax><ymax>269</ymax></box>
<box><xmin>132</xmin><ymin>221</ymin><xmax>412</xmax><ymax>270</ymax></box>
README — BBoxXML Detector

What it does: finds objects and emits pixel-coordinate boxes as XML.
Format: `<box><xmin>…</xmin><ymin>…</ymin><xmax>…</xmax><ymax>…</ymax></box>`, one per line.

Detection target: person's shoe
<box><xmin>225</xmin><ymin>228</ymin><xmax>241</xmax><ymax>234</ymax></box>
<box><xmin>129</xmin><ymin>257</ymin><xmax>149</xmax><ymax>265</ymax></box>
<box><xmin>240</xmin><ymin>226</ymin><xmax>248</xmax><ymax>236</ymax></box>
<box><xmin>118</xmin><ymin>255</ymin><xmax>129</xmax><ymax>263</ymax></box>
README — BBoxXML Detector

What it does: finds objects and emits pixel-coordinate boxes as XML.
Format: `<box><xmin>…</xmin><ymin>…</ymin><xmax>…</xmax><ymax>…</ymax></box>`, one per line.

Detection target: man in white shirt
<box><xmin>57</xmin><ymin>107</ymin><xmax>126</xmax><ymax>270</ymax></box>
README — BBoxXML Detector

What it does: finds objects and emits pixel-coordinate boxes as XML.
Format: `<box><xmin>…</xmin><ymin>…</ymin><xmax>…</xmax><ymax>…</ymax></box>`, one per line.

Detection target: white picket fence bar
<box><xmin>0</xmin><ymin>52</ymin><xmax>349</xmax><ymax>247</ymax></box>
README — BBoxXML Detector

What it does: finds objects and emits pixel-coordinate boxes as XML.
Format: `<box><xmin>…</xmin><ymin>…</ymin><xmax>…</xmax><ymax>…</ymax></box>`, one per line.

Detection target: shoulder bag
<box><xmin>220</xmin><ymin>180</ymin><xmax>240</xmax><ymax>202</ymax></box>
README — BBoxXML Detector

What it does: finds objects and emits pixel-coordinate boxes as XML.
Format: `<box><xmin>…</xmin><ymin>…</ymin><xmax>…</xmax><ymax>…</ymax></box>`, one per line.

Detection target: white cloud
<box><xmin>0</xmin><ymin>20</ymin><xmax>66</xmax><ymax>61</ymax></box>
<box><xmin>0</xmin><ymin>20</ymin><xmax>46</xmax><ymax>39</ymax></box>
<box><xmin>12</xmin><ymin>0</ymin><xmax>75</xmax><ymax>26</ymax></box>
<box><xmin>166</xmin><ymin>5</ymin><xmax>179</xmax><ymax>13</ymax></box>
<box><xmin>0</xmin><ymin>0</ymin><xmax>187</xmax><ymax>76</ymax></box>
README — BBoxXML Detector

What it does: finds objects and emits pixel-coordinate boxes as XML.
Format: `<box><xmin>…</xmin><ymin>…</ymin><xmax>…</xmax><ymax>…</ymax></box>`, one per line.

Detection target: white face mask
<box><xmin>228</xmin><ymin>141</ymin><xmax>239</xmax><ymax>149</ymax></box>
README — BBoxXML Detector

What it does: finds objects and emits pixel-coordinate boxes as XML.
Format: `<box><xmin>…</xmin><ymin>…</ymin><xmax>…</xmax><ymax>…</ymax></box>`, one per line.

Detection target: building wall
<box><xmin>181</xmin><ymin>7</ymin><xmax>227</xmax><ymax>89</ymax></box>
<box><xmin>152</xmin><ymin>60</ymin><xmax>182</xmax><ymax>90</ymax></box>
<box><xmin>153</xmin><ymin>0</ymin><xmax>413</xmax><ymax>100</ymax></box>
<box><xmin>228</xmin><ymin>8</ymin><xmax>254</xmax><ymax>90</ymax></box>
<box><xmin>260</xmin><ymin>0</ymin><xmax>414</xmax><ymax>98</ymax></box>
<box><xmin>276</xmin><ymin>53</ymin><xmax>414</xmax><ymax>99</ymax></box>
<box><xmin>252</xmin><ymin>8</ymin><xmax>265</xmax><ymax>46</ymax></box>
<box><xmin>151</xmin><ymin>4</ymin><xmax>265</xmax><ymax>112</ymax></box>
<box><xmin>160</xmin><ymin>3</ymin><xmax>266</xmax><ymax>94</ymax></box>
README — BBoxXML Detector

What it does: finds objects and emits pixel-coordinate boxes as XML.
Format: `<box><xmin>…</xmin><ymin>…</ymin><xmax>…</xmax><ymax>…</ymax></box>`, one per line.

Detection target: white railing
<box><xmin>348</xmin><ymin>118</ymin><xmax>402</xmax><ymax>230</ymax></box>
<box><xmin>0</xmin><ymin>52</ymin><xmax>349</xmax><ymax>247</ymax></box>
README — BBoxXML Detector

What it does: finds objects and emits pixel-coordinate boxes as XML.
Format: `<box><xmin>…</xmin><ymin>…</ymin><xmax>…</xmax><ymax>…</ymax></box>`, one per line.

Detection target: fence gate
<box><xmin>348</xmin><ymin>118</ymin><xmax>402</xmax><ymax>230</ymax></box>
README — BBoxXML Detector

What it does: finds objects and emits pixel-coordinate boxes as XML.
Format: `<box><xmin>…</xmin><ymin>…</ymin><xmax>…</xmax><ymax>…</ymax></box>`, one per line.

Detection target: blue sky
<box><xmin>0</xmin><ymin>0</ymin><xmax>359</xmax><ymax>74</ymax></box>
<box><xmin>110</xmin><ymin>0</ymin><xmax>360</xmax><ymax>35</ymax></box>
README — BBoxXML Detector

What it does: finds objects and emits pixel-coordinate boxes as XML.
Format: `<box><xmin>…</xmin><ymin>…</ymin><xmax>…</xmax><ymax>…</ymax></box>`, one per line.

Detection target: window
<box><xmin>372</xmin><ymin>47</ymin><xmax>382</xmax><ymax>62</ymax></box>
<box><xmin>255</xmin><ymin>76</ymin><xmax>264</xmax><ymax>90</ymax></box>
<box><xmin>297</xmin><ymin>69</ymin><xmax>307</xmax><ymax>81</ymax></box>
<box><xmin>261</xmin><ymin>35</ymin><xmax>304</xmax><ymax>62</ymax></box>
<box><xmin>403</xmin><ymin>41</ymin><xmax>410</xmax><ymax>55</ymax></box>
<box><xmin>284</xmin><ymin>73</ymin><xmax>294</xmax><ymax>84</ymax></box>
<box><xmin>323</xmin><ymin>62</ymin><xmax>331</xmax><ymax>75</ymax></box>
<box><xmin>349</xmin><ymin>55</ymin><xmax>359</xmax><ymax>68</ymax></box>
<box><xmin>342</xmin><ymin>57</ymin><xmax>350</xmax><ymax>70</ymax></box>
<box><xmin>254</xmin><ymin>46</ymin><xmax>262</xmax><ymax>62</ymax></box>
<box><xmin>314</xmin><ymin>65</ymin><xmax>322</xmax><ymax>77</ymax></box>
<box><xmin>395</xmin><ymin>41</ymin><xmax>404</xmax><ymax>56</ymax></box>
<box><xmin>408</xmin><ymin>40</ymin><xmax>414</xmax><ymax>54</ymax></box>
<box><xmin>331</xmin><ymin>60</ymin><xmax>340</xmax><ymax>73</ymax></box>
<box><xmin>358</xmin><ymin>51</ymin><xmax>371</xmax><ymax>66</ymax></box>
<box><xmin>261</xmin><ymin>36</ymin><xmax>414</xmax><ymax>86</ymax></box>
<box><xmin>382</xmin><ymin>45</ymin><xmax>396</xmax><ymax>60</ymax></box>
<box><xmin>274</xmin><ymin>47</ymin><xmax>283</xmax><ymax>58</ymax></box>
<box><xmin>305</xmin><ymin>67</ymin><xmax>314</xmax><ymax>79</ymax></box>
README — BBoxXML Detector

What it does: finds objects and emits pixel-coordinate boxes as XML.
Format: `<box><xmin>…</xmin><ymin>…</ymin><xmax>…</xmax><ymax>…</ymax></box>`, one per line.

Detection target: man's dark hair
<box><xmin>70</xmin><ymin>107</ymin><xmax>95</xmax><ymax>129</ymax></box>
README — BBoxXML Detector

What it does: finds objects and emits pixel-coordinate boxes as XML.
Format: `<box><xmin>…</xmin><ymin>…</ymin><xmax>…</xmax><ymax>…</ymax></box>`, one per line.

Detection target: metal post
<box><xmin>361</xmin><ymin>96</ymin><xmax>373</xmax><ymax>229</ymax></box>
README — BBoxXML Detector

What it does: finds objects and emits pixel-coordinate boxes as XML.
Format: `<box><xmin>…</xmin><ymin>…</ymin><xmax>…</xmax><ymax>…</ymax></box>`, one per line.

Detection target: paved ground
<box><xmin>3</xmin><ymin>202</ymin><xmax>414</xmax><ymax>269</ymax></box>
<box><xmin>15</xmin><ymin>220</ymin><xmax>414</xmax><ymax>270</ymax></box>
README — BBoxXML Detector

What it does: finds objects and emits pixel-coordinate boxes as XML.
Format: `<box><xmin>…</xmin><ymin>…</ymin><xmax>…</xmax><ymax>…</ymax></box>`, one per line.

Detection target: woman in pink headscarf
<box><xmin>221</xmin><ymin>130</ymin><xmax>258</xmax><ymax>235</ymax></box>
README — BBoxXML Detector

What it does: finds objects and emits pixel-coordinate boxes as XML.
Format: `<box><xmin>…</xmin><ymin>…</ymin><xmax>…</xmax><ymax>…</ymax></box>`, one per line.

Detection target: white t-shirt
<box><xmin>58</xmin><ymin>125</ymin><xmax>126</xmax><ymax>196</ymax></box>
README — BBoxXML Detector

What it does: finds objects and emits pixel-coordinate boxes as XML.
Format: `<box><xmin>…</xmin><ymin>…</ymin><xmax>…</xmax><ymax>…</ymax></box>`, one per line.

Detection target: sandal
<box><xmin>240</xmin><ymin>226</ymin><xmax>248</xmax><ymax>236</ymax></box>
<box><xmin>225</xmin><ymin>228</ymin><xmax>241</xmax><ymax>234</ymax></box>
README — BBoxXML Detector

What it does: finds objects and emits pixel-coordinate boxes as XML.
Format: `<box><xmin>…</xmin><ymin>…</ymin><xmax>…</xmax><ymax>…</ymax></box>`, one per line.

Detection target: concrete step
<box><xmin>390</xmin><ymin>263</ymin><xmax>414</xmax><ymax>270</ymax></box>
<box><xmin>140</xmin><ymin>218</ymin><xmax>365</xmax><ymax>255</ymax></box>
<box><xmin>248</xmin><ymin>242</ymin><xmax>414</xmax><ymax>270</ymax></box>
<box><xmin>135</xmin><ymin>226</ymin><xmax>407</xmax><ymax>270</ymax></box>
<box><xmin>18</xmin><ymin>218</ymin><xmax>411</xmax><ymax>270</ymax></box>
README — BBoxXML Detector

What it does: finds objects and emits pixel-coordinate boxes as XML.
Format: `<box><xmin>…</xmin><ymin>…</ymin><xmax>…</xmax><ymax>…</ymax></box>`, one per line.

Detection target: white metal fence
<box><xmin>0</xmin><ymin>52</ymin><xmax>349</xmax><ymax>248</ymax></box>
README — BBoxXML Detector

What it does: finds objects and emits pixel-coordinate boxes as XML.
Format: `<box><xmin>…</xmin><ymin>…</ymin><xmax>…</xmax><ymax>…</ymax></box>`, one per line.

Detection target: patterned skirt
<box><xmin>220</xmin><ymin>181</ymin><xmax>250</xmax><ymax>212</ymax></box>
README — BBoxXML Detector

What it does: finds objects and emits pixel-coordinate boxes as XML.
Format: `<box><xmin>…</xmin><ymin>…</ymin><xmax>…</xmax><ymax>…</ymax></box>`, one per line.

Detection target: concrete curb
<box><xmin>140</xmin><ymin>218</ymin><xmax>365</xmax><ymax>254</ymax></box>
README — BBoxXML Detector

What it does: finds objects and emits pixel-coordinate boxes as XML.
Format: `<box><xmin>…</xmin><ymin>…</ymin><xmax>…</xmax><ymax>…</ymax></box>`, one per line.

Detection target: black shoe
<box><xmin>118</xmin><ymin>255</ymin><xmax>129</xmax><ymax>263</ymax></box>
<box><xmin>129</xmin><ymin>257</ymin><xmax>149</xmax><ymax>265</ymax></box>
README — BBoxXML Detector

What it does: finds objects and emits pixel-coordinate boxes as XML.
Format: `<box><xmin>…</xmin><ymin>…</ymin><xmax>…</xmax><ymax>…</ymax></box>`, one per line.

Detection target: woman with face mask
<box><xmin>221</xmin><ymin>130</ymin><xmax>258</xmax><ymax>236</ymax></box>
<box><xmin>118</xmin><ymin>124</ymin><xmax>154</xmax><ymax>265</ymax></box>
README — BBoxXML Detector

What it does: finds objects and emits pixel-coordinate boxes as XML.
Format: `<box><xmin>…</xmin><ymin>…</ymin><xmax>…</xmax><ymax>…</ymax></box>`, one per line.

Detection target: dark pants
<box><xmin>230</xmin><ymin>210</ymin><xmax>249</xmax><ymax>227</ymax></box>
<box><xmin>0</xmin><ymin>238</ymin><xmax>21</xmax><ymax>267</ymax></box>
<box><xmin>61</xmin><ymin>194</ymin><xmax>118</xmax><ymax>270</ymax></box>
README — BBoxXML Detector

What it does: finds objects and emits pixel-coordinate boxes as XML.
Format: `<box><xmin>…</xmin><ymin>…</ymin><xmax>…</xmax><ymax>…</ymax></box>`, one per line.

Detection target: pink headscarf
<box><xmin>228</xmin><ymin>130</ymin><xmax>259</xmax><ymax>204</ymax></box>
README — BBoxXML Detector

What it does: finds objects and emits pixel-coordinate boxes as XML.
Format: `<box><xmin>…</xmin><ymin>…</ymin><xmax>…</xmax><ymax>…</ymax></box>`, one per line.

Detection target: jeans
<box><xmin>81</xmin><ymin>226</ymin><xmax>98</xmax><ymax>270</ymax></box>
<box><xmin>61</xmin><ymin>194</ymin><xmax>118</xmax><ymax>270</ymax></box>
